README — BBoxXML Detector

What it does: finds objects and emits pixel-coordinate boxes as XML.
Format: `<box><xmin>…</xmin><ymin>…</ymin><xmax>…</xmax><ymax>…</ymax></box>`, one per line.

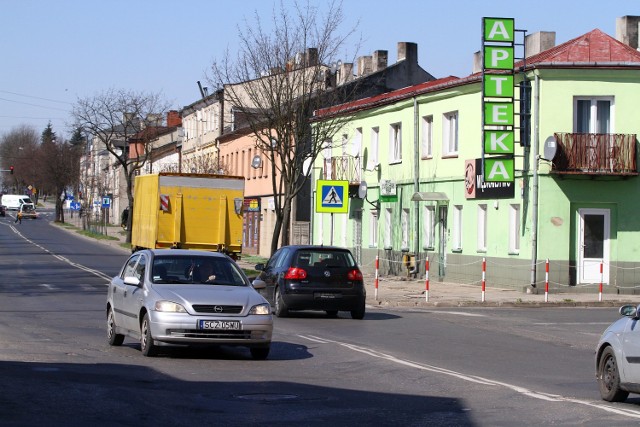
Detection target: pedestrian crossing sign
<box><xmin>316</xmin><ymin>180</ymin><xmax>349</xmax><ymax>213</ymax></box>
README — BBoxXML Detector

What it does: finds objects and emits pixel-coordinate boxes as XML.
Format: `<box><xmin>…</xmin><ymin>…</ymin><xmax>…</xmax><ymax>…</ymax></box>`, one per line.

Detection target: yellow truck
<box><xmin>131</xmin><ymin>173</ymin><xmax>245</xmax><ymax>258</ymax></box>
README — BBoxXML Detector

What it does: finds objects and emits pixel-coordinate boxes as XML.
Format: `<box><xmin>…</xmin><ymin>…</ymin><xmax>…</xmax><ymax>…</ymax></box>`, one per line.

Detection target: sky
<box><xmin>1</xmin><ymin>0</ymin><xmax>637</xmax><ymax>139</ymax></box>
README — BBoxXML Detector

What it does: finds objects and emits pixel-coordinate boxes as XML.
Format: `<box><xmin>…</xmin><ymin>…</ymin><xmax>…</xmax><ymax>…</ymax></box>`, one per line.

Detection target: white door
<box><xmin>578</xmin><ymin>208</ymin><xmax>609</xmax><ymax>284</ymax></box>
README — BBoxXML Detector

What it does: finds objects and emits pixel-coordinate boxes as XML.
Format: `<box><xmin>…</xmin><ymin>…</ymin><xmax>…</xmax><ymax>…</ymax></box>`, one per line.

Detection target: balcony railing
<box><xmin>323</xmin><ymin>155</ymin><xmax>362</xmax><ymax>183</ymax></box>
<box><xmin>552</xmin><ymin>133</ymin><xmax>638</xmax><ymax>176</ymax></box>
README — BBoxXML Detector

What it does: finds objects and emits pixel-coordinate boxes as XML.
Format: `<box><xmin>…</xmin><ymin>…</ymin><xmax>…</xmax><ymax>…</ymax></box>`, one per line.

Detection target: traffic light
<box><xmin>9</xmin><ymin>166</ymin><xmax>13</xmax><ymax>175</ymax></box>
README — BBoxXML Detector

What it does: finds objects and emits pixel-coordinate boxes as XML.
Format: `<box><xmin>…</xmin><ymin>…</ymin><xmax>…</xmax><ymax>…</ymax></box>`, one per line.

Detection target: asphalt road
<box><xmin>1</xmin><ymin>207</ymin><xmax>640</xmax><ymax>426</ymax></box>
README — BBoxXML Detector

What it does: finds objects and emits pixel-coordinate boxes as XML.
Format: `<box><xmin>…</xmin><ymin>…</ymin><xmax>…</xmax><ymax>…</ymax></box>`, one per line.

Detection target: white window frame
<box><xmin>477</xmin><ymin>204</ymin><xmax>487</xmax><ymax>252</ymax></box>
<box><xmin>442</xmin><ymin>111</ymin><xmax>459</xmax><ymax>157</ymax></box>
<box><xmin>452</xmin><ymin>205</ymin><xmax>463</xmax><ymax>251</ymax></box>
<box><xmin>401</xmin><ymin>208</ymin><xmax>410</xmax><ymax>251</ymax></box>
<box><xmin>389</xmin><ymin>122</ymin><xmax>402</xmax><ymax>163</ymax></box>
<box><xmin>423</xmin><ymin>205</ymin><xmax>435</xmax><ymax>249</ymax></box>
<box><xmin>574</xmin><ymin>96</ymin><xmax>614</xmax><ymax>134</ymax></box>
<box><xmin>421</xmin><ymin>115</ymin><xmax>433</xmax><ymax>159</ymax></box>
<box><xmin>369</xmin><ymin>210</ymin><xmax>378</xmax><ymax>247</ymax></box>
<box><xmin>509</xmin><ymin>204</ymin><xmax>521</xmax><ymax>254</ymax></box>
<box><xmin>384</xmin><ymin>207</ymin><xmax>393</xmax><ymax>249</ymax></box>
<box><xmin>368</xmin><ymin>127</ymin><xmax>379</xmax><ymax>170</ymax></box>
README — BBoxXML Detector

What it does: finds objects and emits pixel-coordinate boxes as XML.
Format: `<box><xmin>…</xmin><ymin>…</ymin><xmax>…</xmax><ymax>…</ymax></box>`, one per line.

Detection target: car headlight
<box><xmin>154</xmin><ymin>300</ymin><xmax>187</xmax><ymax>313</ymax></box>
<box><xmin>249</xmin><ymin>303</ymin><xmax>271</xmax><ymax>315</ymax></box>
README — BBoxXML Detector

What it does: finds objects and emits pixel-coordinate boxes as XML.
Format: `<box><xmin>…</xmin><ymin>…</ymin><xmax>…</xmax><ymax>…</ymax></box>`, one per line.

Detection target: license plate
<box><xmin>199</xmin><ymin>320</ymin><xmax>241</xmax><ymax>330</ymax></box>
<box><xmin>316</xmin><ymin>293</ymin><xmax>340</xmax><ymax>299</ymax></box>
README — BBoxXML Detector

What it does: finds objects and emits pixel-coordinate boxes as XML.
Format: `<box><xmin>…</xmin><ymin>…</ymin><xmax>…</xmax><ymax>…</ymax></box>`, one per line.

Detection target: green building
<box><xmin>311</xmin><ymin>23</ymin><xmax>640</xmax><ymax>293</ymax></box>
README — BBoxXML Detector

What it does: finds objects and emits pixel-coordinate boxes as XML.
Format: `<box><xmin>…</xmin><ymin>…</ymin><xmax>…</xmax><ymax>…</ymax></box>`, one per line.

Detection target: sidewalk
<box><xmin>52</xmin><ymin>204</ymin><xmax>636</xmax><ymax>308</ymax></box>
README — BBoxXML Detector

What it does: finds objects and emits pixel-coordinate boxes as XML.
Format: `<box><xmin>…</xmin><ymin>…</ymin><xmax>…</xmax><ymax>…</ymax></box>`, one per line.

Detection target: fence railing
<box><xmin>553</xmin><ymin>132</ymin><xmax>637</xmax><ymax>175</ymax></box>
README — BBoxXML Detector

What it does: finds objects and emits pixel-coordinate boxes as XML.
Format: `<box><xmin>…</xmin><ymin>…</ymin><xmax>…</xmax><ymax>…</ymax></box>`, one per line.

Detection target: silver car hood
<box><xmin>154</xmin><ymin>285</ymin><xmax>265</xmax><ymax>307</ymax></box>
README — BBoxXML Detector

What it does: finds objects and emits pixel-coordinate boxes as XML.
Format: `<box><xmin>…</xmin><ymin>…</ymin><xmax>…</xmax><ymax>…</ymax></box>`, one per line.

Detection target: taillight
<box><xmin>284</xmin><ymin>267</ymin><xmax>307</xmax><ymax>280</ymax></box>
<box><xmin>347</xmin><ymin>269</ymin><xmax>363</xmax><ymax>280</ymax></box>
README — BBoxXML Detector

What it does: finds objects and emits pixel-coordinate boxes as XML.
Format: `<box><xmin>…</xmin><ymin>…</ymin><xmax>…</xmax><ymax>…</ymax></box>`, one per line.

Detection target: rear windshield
<box><xmin>151</xmin><ymin>255</ymin><xmax>249</xmax><ymax>286</ymax></box>
<box><xmin>294</xmin><ymin>250</ymin><xmax>356</xmax><ymax>269</ymax></box>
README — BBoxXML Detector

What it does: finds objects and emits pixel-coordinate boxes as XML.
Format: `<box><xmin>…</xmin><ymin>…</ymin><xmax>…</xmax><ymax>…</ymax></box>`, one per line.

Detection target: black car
<box><xmin>0</xmin><ymin>205</ymin><xmax>5</xmax><ymax>217</ymax></box>
<box><xmin>253</xmin><ymin>245</ymin><xmax>366</xmax><ymax>319</ymax></box>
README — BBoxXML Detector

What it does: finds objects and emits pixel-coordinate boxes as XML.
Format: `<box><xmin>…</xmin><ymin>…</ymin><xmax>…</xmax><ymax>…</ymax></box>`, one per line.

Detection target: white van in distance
<box><xmin>1</xmin><ymin>194</ymin><xmax>34</xmax><ymax>210</ymax></box>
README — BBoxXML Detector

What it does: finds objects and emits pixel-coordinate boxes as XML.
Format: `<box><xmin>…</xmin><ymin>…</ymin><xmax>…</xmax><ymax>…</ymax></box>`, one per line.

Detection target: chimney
<box><xmin>616</xmin><ymin>15</ymin><xmax>640</xmax><ymax>49</ymax></box>
<box><xmin>525</xmin><ymin>31</ymin><xmax>556</xmax><ymax>57</ymax></box>
<box><xmin>167</xmin><ymin>110</ymin><xmax>182</xmax><ymax>128</ymax></box>
<box><xmin>397</xmin><ymin>42</ymin><xmax>418</xmax><ymax>64</ymax></box>
<box><xmin>372</xmin><ymin>50</ymin><xmax>388</xmax><ymax>72</ymax></box>
<box><xmin>357</xmin><ymin>55</ymin><xmax>373</xmax><ymax>76</ymax></box>
<box><xmin>305</xmin><ymin>48</ymin><xmax>318</xmax><ymax>66</ymax></box>
<box><xmin>473</xmin><ymin>51</ymin><xmax>482</xmax><ymax>74</ymax></box>
<box><xmin>337</xmin><ymin>63</ymin><xmax>354</xmax><ymax>85</ymax></box>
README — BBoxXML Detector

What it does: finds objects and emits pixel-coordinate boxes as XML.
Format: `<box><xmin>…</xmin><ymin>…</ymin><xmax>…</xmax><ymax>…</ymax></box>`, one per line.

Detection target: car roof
<box><xmin>144</xmin><ymin>249</ymin><xmax>231</xmax><ymax>259</ymax></box>
<box><xmin>280</xmin><ymin>245</ymin><xmax>351</xmax><ymax>252</ymax></box>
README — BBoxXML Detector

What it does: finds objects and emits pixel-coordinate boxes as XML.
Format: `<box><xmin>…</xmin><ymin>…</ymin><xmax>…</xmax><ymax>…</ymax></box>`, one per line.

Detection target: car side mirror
<box><xmin>255</xmin><ymin>263</ymin><xmax>265</xmax><ymax>271</ymax></box>
<box><xmin>252</xmin><ymin>278</ymin><xmax>267</xmax><ymax>290</ymax></box>
<box><xmin>619</xmin><ymin>304</ymin><xmax>639</xmax><ymax>318</ymax></box>
<box><xmin>123</xmin><ymin>276</ymin><xmax>141</xmax><ymax>287</ymax></box>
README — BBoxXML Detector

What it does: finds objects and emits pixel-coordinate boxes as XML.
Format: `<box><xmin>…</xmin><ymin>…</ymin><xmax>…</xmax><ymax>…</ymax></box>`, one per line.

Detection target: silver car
<box><xmin>106</xmin><ymin>249</ymin><xmax>273</xmax><ymax>359</ymax></box>
<box><xmin>595</xmin><ymin>304</ymin><xmax>640</xmax><ymax>401</ymax></box>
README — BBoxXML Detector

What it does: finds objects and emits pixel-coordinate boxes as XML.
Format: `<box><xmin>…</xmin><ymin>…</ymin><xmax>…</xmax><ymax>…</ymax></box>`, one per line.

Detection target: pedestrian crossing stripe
<box><xmin>316</xmin><ymin>180</ymin><xmax>349</xmax><ymax>213</ymax></box>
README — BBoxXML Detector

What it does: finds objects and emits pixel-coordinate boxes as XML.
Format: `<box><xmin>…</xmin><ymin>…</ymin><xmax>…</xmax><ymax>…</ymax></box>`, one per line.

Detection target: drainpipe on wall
<box><xmin>530</xmin><ymin>72</ymin><xmax>541</xmax><ymax>288</ymax></box>
<box><xmin>413</xmin><ymin>97</ymin><xmax>420</xmax><ymax>266</ymax></box>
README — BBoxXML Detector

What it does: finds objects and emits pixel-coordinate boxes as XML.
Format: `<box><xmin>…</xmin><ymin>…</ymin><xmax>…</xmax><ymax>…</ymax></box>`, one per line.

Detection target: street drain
<box><xmin>235</xmin><ymin>393</ymin><xmax>299</xmax><ymax>402</ymax></box>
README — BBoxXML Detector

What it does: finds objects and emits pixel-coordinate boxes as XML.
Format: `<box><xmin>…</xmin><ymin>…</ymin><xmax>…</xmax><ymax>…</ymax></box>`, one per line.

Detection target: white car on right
<box><xmin>595</xmin><ymin>304</ymin><xmax>640</xmax><ymax>402</ymax></box>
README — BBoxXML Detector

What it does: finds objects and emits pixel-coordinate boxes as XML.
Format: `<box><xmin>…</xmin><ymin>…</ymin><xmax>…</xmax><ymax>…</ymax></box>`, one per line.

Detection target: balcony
<box><xmin>322</xmin><ymin>155</ymin><xmax>362</xmax><ymax>183</ymax></box>
<box><xmin>552</xmin><ymin>133</ymin><xmax>638</xmax><ymax>176</ymax></box>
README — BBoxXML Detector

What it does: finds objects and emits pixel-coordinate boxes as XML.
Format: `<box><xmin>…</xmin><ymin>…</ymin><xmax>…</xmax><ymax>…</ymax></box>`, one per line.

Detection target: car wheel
<box><xmin>598</xmin><ymin>346</ymin><xmax>629</xmax><ymax>402</ymax></box>
<box><xmin>350</xmin><ymin>300</ymin><xmax>366</xmax><ymax>320</ymax></box>
<box><xmin>107</xmin><ymin>308</ymin><xmax>124</xmax><ymax>346</ymax></box>
<box><xmin>274</xmin><ymin>287</ymin><xmax>288</xmax><ymax>318</ymax></box>
<box><xmin>140</xmin><ymin>313</ymin><xmax>158</xmax><ymax>357</ymax></box>
<box><xmin>250</xmin><ymin>346</ymin><xmax>270</xmax><ymax>360</ymax></box>
<box><xmin>326</xmin><ymin>310</ymin><xmax>338</xmax><ymax>318</ymax></box>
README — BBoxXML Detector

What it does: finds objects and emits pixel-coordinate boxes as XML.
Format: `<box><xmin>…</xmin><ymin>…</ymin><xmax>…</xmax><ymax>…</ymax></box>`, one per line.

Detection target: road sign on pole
<box><xmin>315</xmin><ymin>180</ymin><xmax>349</xmax><ymax>213</ymax></box>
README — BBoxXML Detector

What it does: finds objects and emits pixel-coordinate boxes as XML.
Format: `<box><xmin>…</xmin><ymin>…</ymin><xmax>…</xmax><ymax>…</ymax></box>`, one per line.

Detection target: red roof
<box><xmin>524</xmin><ymin>28</ymin><xmax>640</xmax><ymax>65</ymax></box>
<box><xmin>315</xmin><ymin>29</ymin><xmax>640</xmax><ymax>118</ymax></box>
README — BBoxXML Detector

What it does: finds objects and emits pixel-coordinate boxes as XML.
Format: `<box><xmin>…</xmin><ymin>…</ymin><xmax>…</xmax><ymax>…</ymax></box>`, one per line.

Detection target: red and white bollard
<box><xmin>599</xmin><ymin>260</ymin><xmax>603</xmax><ymax>302</ymax></box>
<box><xmin>425</xmin><ymin>259</ymin><xmax>430</xmax><ymax>302</ymax></box>
<box><xmin>481</xmin><ymin>257</ymin><xmax>486</xmax><ymax>302</ymax></box>
<box><xmin>545</xmin><ymin>259</ymin><xmax>549</xmax><ymax>303</ymax></box>
<box><xmin>374</xmin><ymin>255</ymin><xmax>379</xmax><ymax>301</ymax></box>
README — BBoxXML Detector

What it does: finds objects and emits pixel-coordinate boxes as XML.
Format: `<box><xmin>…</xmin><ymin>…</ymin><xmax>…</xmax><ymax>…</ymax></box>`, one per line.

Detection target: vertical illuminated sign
<box><xmin>482</xmin><ymin>17</ymin><xmax>515</xmax><ymax>182</ymax></box>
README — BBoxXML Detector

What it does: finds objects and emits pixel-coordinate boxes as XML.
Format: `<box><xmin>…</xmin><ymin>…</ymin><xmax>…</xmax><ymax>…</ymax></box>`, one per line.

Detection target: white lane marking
<box><xmin>424</xmin><ymin>310</ymin><xmax>486</xmax><ymax>317</ymax></box>
<box><xmin>297</xmin><ymin>334</ymin><xmax>640</xmax><ymax>419</ymax></box>
<box><xmin>8</xmin><ymin>224</ymin><xmax>112</xmax><ymax>282</ymax></box>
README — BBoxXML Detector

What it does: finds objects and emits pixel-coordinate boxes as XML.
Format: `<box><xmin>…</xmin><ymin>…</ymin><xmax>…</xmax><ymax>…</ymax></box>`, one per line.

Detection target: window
<box><xmin>401</xmin><ymin>209</ymin><xmax>410</xmax><ymax>251</ymax></box>
<box><xmin>452</xmin><ymin>205</ymin><xmax>463</xmax><ymax>251</ymax></box>
<box><xmin>443</xmin><ymin>111</ymin><xmax>459</xmax><ymax>156</ymax></box>
<box><xmin>575</xmin><ymin>97</ymin><xmax>613</xmax><ymax>133</ymax></box>
<box><xmin>384</xmin><ymin>208</ymin><xmax>393</xmax><ymax>249</ymax></box>
<box><xmin>509</xmin><ymin>204</ymin><xmax>520</xmax><ymax>253</ymax></box>
<box><xmin>389</xmin><ymin>123</ymin><xmax>402</xmax><ymax>163</ymax></box>
<box><xmin>368</xmin><ymin>127</ymin><xmax>379</xmax><ymax>170</ymax></box>
<box><xmin>370</xmin><ymin>210</ymin><xmax>378</xmax><ymax>247</ymax></box>
<box><xmin>421</xmin><ymin>115</ymin><xmax>433</xmax><ymax>159</ymax></box>
<box><xmin>423</xmin><ymin>205</ymin><xmax>435</xmax><ymax>249</ymax></box>
<box><xmin>477</xmin><ymin>204</ymin><xmax>487</xmax><ymax>252</ymax></box>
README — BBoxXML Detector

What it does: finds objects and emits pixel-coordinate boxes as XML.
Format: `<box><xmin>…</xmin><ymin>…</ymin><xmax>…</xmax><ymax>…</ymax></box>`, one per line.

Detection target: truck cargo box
<box><xmin>131</xmin><ymin>173</ymin><xmax>245</xmax><ymax>256</ymax></box>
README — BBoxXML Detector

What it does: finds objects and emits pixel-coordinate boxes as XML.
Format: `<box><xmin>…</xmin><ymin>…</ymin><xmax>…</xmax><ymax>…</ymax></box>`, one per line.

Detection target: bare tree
<box><xmin>37</xmin><ymin>127</ymin><xmax>82</xmax><ymax>222</ymax></box>
<box><xmin>208</xmin><ymin>0</ymin><xmax>360</xmax><ymax>255</ymax></box>
<box><xmin>72</xmin><ymin>89</ymin><xmax>169</xmax><ymax>242</ymax></box>
<box><xmin>0</xmin><ymin>125</ymin><xmax>40</xmax><ymax>194</ymax></box>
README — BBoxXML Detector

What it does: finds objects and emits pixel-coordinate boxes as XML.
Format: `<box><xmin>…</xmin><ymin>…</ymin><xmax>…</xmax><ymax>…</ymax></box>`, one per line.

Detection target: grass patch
<box><xmin>77</xmin><ymin>229</ymin><xmax>119</xmax><ymax>241</ymax></box>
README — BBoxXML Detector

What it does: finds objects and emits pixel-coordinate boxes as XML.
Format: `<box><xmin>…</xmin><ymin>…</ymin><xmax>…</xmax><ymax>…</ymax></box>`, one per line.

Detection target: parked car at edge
<box><xmin>0</xmin><ymin>205</ymin><xmax>5</xmax><ymax>216</ymax></box>
<box><xmin>106</xmin><ymin>249</ymin><xmax>273</xmax><ymax>359</ymax></box>
<box><xmin>253</xmin><ymin>245</ymin><xmax>366</xmax><ymax>319</ymax></box>
<box><xmin>595</xmin><ymin>304</ymin><xmax>640</xmax><ymax>401</ymax></box>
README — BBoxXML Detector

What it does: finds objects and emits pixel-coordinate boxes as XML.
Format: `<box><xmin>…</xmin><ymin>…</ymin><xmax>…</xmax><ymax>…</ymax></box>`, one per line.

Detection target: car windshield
<box><xmin>294</xmin><ymin>250</ymin><xmax>356</xmax><ymax>269</ymax></box>
<box><xmin>151</xmin><ymin>255</ymin><xmax>249</xmax><ymax>287</ymax></box>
